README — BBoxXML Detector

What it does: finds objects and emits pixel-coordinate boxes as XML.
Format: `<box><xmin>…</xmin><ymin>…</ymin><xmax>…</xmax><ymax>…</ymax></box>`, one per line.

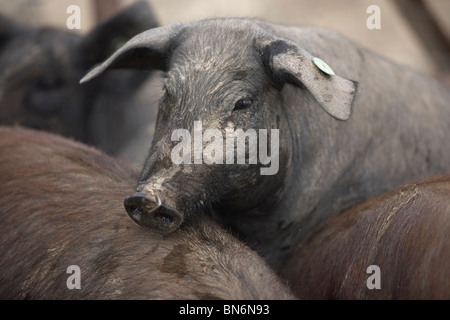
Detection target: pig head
<box><xmin>81</xmin><ymin>18</ymin><xmax>450</xmax><ymax>269</ymax></box>
<box><xmin>0</xmin><ymin>1</ymin><xmax>158</xmax><ymax>154</ymax></box>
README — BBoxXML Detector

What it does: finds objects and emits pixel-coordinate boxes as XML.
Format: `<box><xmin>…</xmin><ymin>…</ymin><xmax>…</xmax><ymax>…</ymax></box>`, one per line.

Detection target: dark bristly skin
<box><xmin>0</xmin><ymin>1</ymin><xmax>157</xmax><ymax>155</ymax></box>
<box><xmin>280</xmin><ymin>175</ymin><xmax>450</xmax><ymax>300</ymax></box>
<box><xmin>0</xmin><ymin>126</ymin><xmax>295</xmax><ymax>300</ymax></box>
<box><xmin>81</xmin><ymin>18</ymin><xmax>450</xmax><ymax>269</ymax></box>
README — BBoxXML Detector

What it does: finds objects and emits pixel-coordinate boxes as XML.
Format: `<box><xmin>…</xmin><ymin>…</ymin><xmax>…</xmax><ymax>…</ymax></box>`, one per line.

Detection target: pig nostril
<box><xmin>123</xmin><ymin>193</ymin><xmax>183</xmax><ymax>233</ymax></box>
<box><xmin>123</xmin><ymin>192</ymin><xmax>150</xmax><ymax>220</ymax></box>
<box><xmin>148</xmin><ymin>205</ymin><xmax>182</xmax><ymax>233</ymax></box>
<box><xmin>161</xmin><ymin>215</ymin><xmax>173</xmax><ymax>224</ymax></box>
<box><xmin>129</xmin><ymin>207</ymin><xmax>144</xmax><ymax>222</ymax></box>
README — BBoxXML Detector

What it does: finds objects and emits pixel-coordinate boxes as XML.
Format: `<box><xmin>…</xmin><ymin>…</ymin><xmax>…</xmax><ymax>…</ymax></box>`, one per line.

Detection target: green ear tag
<box><xmin>313</xmin><ymin>57</ymin><xmax>335</xmax><ymax>76</ymax></box>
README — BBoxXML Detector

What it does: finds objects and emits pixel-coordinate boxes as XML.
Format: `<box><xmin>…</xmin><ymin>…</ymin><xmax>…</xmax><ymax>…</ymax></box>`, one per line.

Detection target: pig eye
<box><xmin>233</xmin><ymin>98</ymin><xmax>252</xmax><ymax>111</ymax></box>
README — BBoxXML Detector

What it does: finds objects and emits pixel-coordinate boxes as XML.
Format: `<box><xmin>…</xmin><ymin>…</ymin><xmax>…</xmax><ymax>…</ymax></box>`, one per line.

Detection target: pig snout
<box><xmin>123</xmin><ymin>192</ymin><xmax>182</xmax><ymax>233</ymax></box>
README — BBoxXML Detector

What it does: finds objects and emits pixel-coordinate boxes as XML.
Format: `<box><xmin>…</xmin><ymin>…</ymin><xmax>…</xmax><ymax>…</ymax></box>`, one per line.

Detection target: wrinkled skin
<box><xmin>82</xmin><ymin>18</ymin><xmax>450</xmax><ymax>269</ymax></box>
<box><xmin>0</xmin><ymin>1</ymin><xmax>158</xmax><ymax>154</ymax></box>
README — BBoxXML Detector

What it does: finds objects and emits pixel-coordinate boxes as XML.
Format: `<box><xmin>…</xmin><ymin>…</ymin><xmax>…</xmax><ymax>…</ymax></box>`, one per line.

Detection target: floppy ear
<box><xmin>258</xmin><ymin>38</ymin><xmax>356</xmax><ymax>121</ymax></box>
<box><xmin>80</xmin><ymin>23</ymin><xmax>185</xmax><ymax>84</ymax></box>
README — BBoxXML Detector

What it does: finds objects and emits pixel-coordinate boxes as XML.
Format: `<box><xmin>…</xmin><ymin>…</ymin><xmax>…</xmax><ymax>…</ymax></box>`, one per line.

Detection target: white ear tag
<box><xmin>313</xmin><ymin>57</ymin><xmax>335</xmax><ymax>76</ymax></box>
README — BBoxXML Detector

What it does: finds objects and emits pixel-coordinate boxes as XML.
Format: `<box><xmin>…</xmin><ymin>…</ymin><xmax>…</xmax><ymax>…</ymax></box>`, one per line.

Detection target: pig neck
<box><xmin>239</xmin><ymin>72</ymin><xmax>450</xmax><ymax>270</ymax></box>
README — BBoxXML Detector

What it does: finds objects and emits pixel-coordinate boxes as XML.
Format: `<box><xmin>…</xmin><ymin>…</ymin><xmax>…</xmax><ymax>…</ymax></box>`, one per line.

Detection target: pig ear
<box><xmin>259</xmin><ymin>39</ymin><xmax>356</xmax><ymax>121</ymax></box>
<box><xmin>80</xmin><ymin>23</ymin><xmax>184</xmax><ymax>84</ymax></box>
<box><xmin>80</xmin><ymin>1</ymin><xmax>160</xmax><ymax>66</ymax></box>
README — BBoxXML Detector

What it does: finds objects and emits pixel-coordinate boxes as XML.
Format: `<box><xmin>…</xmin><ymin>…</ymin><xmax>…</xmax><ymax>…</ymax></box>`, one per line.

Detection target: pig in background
<box><xmin>280</xmin><ymin>174</ymin><xmax>450</xmax><ymax>300</ymax></box>
<box><xmin>0</xmin><ymin>126</ymin><xmax>295</xmax><ymax>300</ymax></box>
<box><xmin>0</xmin><ymin>1</ymin><xmax>159</xmax><ymax>159</ymax></box>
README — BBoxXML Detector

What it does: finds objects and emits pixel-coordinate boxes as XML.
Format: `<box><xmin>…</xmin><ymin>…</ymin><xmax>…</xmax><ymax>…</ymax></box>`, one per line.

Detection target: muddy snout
<box><xmin>123</xmin><ymin>192</ymin><xmax>182</xmax><ymax>233</ymax></box>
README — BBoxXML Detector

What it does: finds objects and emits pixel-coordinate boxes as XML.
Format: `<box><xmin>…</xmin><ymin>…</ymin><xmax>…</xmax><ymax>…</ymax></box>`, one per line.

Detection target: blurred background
<box><xmin>1</xmin><ymin>0</ymin><xmax>449</xmax><ymax>166</ymax></box>
<box><xmin>1</xmin><ymin>0</ymin><xmax>449</xmax><ymax>78</ymax></box>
